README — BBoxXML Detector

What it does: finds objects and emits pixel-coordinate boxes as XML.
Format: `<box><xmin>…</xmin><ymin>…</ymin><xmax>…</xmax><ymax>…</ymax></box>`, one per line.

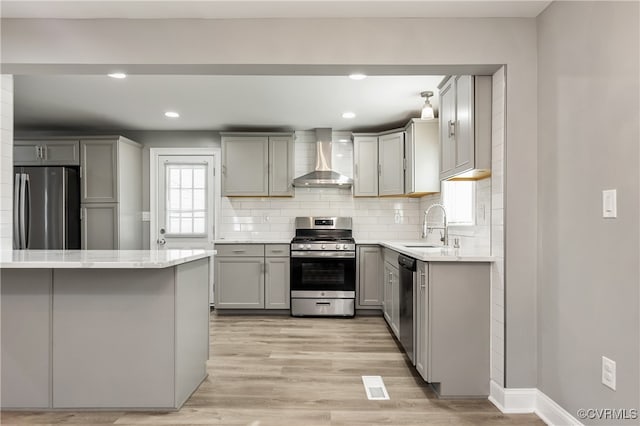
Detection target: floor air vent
<box><xmin>362</xmin><ymin>375</ymin><xmax>390</xmax><ymax>400</ymax></box>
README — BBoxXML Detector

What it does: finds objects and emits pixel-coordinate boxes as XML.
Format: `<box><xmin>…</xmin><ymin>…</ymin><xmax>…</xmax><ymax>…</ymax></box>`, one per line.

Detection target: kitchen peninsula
<box><xmin>0</xmin><ymin>249</ymin><xmax>212</xmax><ymax>410</ymax></box>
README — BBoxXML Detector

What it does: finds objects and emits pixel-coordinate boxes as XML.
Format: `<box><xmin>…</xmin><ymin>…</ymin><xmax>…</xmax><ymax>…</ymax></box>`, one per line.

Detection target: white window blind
<box><xmin>165</xmin><ymin>164</ymin><xmax>207</xmax><ymax>235</ymax></box>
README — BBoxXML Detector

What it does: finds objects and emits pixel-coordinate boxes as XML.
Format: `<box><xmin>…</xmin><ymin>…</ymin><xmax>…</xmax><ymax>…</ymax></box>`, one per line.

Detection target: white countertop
<box><xmin>214</xmin><ymin>239</ymin><xmax>291</xmax><ymax>244</ymax></box>
<box><xmin>214</xmin><ymin>238</ymin><xmax>493</xmax><ymax>262</ymax></box>
<box><xmin>0</xmin><ymin>250</ymin><xmax>215</xmax><ymax>269</ymax></box>
<box><xmin>377</xmin><ymin>241</ymin><xmax>493</xmax><ymax>262</ymax></box>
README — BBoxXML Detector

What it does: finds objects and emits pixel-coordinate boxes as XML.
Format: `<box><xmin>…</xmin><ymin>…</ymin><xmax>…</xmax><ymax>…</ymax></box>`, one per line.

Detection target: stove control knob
<box><xmin>321</xmin><ymin>244</ymin><xmax>326</xmax><ymax>249</ymax></box>
<box><xmin>336</xmin><ymin>244</ymin><xmax>340</xmax><ymax>249</ymax></box>
<box><xmin>305</xmin><ymin>244</ymin><xmax>311</xmax><ymax>249</ymax></box>
<box><xmin>342</xmin><ymin>244</ymin><xmax>348</xmax><ymax>249</ymax></box>
<box><xmin>298</xmin><ymin>244</ymin><xmax>304</xmax><ymax>249</ymax></box>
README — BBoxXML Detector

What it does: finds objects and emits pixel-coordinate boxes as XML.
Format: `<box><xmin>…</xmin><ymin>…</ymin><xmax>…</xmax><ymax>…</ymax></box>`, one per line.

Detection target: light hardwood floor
<box><xmin>1</xmin><ymin>312</ymin><xmax>543</xmax><ymax>425</ymax></box>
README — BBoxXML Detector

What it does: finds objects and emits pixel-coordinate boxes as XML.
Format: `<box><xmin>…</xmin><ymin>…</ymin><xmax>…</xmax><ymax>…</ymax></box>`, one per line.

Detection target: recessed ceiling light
<box><xmin>342</xmin><ymin>112</ymin><xmax>356</xmax><ymax>119</ymax></box>
<box><xmin>107</xmin><ymin>72</ymin><xmax>126</xmax><ymax>79</ymax></box>
<box><xmin>349</xmin><ymin>73</ymin><xmax>367</xmax><ymax>80</ymax></box>
<box><xmin>164</xmin><ymin>111</ymin><xmax>180</xmax><ymax>118</ymax></box>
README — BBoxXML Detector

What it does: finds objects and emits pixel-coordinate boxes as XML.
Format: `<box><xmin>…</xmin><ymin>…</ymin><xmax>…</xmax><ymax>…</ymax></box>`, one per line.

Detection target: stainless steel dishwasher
<box><xmin>398</xmin><ymin>254</ymin><xmax>416</xmax><ymax>365</ymax></box>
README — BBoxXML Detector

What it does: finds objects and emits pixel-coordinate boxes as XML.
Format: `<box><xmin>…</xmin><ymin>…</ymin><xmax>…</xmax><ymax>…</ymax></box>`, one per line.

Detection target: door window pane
<box><xmin>165</xmin><ymin>163</ymin><xmax>208</xmax><ymax>235</ymax></box>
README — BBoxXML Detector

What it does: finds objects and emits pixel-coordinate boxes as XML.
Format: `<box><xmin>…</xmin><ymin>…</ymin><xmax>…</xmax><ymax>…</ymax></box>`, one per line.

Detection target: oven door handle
<box><xmin>291</xmin><ymin>251</ymin><xmax>355</xmax><ymax>259</ymax></box>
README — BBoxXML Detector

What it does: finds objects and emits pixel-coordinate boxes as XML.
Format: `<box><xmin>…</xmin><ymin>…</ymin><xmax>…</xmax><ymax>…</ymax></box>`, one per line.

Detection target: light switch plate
<box><xmin>141</xmin><ymin>211</ymin><xmax>151</xmax><ymax>222</ymax></box>
<box><xmin>602</xmin><ymin>356</ymin><xmax>616</xmax><ymax>390</ymax></box>
<box><xmin>602</xmin><ymin>189</ymin><xmax>617</xmax><ymax>218</ymax></box>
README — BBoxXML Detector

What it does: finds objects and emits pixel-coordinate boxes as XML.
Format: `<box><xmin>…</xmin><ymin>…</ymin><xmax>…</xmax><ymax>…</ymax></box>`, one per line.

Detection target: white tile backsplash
<box><xmin>219</xmin><ymin>187</ymin><xmax>422</xmax><ymax>241</ymax></box>
<box><xmin>0</xmin><ymin>75</ymin><xmax>13</xmax><ymax>250</ymax></box>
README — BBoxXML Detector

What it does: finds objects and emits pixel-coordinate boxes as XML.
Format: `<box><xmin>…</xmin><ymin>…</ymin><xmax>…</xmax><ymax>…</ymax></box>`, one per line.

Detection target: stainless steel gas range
<box><xmin>290</xmin><ymin>217</ymin><xmax>356</xmax><ymax>317</ymax></box>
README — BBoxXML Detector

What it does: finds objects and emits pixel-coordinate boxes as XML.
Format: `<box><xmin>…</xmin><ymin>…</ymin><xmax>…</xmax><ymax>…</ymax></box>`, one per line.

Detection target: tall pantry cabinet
<box><xmin>80</xmin><ymin>137</ymin><xmax>142</xmax><ymax>249</ymax></box>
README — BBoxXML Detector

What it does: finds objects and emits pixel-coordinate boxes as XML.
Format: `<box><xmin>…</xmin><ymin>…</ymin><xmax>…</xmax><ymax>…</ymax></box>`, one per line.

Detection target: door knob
<box><xmin>157</xmin><ymin>238</ymin><xmax>166</xmax><ymax>246</ymax></box>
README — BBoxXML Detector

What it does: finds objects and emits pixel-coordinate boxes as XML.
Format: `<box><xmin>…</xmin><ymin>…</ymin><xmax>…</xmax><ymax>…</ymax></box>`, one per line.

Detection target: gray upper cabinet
<box><xmin>268</xmin><ymin>136</ymin><xmax>294</xmax><ymax>196</ymax></box>
<box><xmin>352</xmin><ymin>135</ymin><xmax>379</xmax><ymax>197</ymax></box>
<box><xmin>357</xmin><ymin>245</ymin><xmax>382</xmax><ymax>308</ymax></box>
<box><xmin>222</xmin><ymin>135</ymin><xmax>269</xmax><ymax>196</ymax></box>
<box><xmin>404</xmin><ymin>119</ymin><xmax>440</xmax><ymax>195</ymax></box>
<box><xmin>378</xmin><ymin>131</ymin><xmax>405</xmax><ymax>196</ymax></box>
<box><xmin>439</xmin><ymin>75</ymin><xmax>492</xmax><ymax>181</ymax></box>
<box><xmin>221</xmin><ymin>133</ymin><xmax>294</xmax><ymax>197</ymax></box>
<box><xmin>14</xmin><ymin>140</ymin><xmax>80</xmax><ymax>166</ymax></box>
<box><xmin>354</xmin><ymin>121</ymin><xmax>439</xmax><ymax>198</ymax></box>
<box><xmin>81</xmin><ymin>139</ymin><xmax>118</xmax><ymax>203</ymax></box>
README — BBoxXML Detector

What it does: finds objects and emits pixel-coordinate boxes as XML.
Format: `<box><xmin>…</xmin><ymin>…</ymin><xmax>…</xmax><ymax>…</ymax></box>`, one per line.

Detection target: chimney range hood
<box><xmin>293</xmin><ymin>128</ymin><xmax>353</xmax><ymax>188</ymax></box>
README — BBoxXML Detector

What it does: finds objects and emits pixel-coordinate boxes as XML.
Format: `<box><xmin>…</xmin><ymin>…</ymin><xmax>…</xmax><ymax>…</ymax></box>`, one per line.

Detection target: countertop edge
<box><xmin>0</xmin><ymin>251</ymin><xmax>215</xmax><ymax>269</ymax></box>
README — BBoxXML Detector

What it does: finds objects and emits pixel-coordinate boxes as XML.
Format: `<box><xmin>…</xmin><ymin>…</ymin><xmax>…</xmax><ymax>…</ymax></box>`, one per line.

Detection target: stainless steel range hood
<box><xmin>293</xmin><ymin>128</ymin><xmax>353</xmax><ymax>188</ymax></box>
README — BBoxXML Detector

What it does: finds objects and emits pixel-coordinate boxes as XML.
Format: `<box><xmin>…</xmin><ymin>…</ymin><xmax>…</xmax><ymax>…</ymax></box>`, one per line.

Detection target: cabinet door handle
<box><xmin>355</xmin><ymin>164</ymin><xmax>358</xmax><ymax>177</ymax></box>
<box><xmin>378</xmin><ymin>164</ymin><xmax>382</xmax><ymax>176</ymax></box>
<box><xmin>264</xmin><ymin>262</ymin><xmax>268</xmax><ymax>274</ymax></box>
<box><xmin>40</xmin><ymin>146</ymin><xmax>47</xmax><ymax>160</ymax></box>
<box><xmin>232</xmin><ymin>249</ymin><xmax>245</xmax><ymax>253</ymax></box>
<box><xmin>448</xmin><ymin>120</ymin><xmax>456</xmax><ymax>138</ymax></box>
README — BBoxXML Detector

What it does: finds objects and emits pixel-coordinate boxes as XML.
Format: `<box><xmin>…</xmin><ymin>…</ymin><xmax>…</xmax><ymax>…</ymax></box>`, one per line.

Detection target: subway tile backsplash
<box><xmin>219</xmin><ymin>188</ymin><xmax>423</xmax><ymax>241</ymax></box>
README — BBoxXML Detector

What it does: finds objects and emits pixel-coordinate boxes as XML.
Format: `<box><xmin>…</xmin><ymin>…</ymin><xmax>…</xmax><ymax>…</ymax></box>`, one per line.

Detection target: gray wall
<box><xmin>537</xmin><ymin>1</ymin><xmax>639</xmax><ymax>422</ymax></box>
<box><xmin>2</xmin><ymin>16</ymin><xmax>539</xmax><ymax>388</ymax></box>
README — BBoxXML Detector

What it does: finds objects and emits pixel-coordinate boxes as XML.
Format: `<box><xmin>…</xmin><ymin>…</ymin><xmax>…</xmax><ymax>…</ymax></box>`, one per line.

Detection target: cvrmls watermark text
<box><xmin>577</xmin><ymin>408</ymin><xmax>638</xmax><ymax>421</ymax></box>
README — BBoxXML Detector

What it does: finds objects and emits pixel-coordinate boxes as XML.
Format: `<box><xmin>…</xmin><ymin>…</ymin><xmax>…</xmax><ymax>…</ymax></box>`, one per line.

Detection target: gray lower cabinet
<box><xmin>356</xmin><ymin>245</ymin><xmax>382</xmax><ymax>308</ymax></box>
<box><xmin>0</xmin><ymin>269</ymin><xmax>52</xmax><ymax>408</ymax></box>
<box><xmin>215</xmin><ymin>244</ymin><xmax>290</xmax><ymax>310</ymax></box>
<box><xmin>416</xmin><ymin>261</ymin><xmax>490</xmax><ymax>397</ymax></box>
<box><xmin>81</xmin><ymin>203</ymin><xmax>119</xmax><ymax>249</ymax></box>
<box><xmin>415</xmin><ymin>261</ymin><xmax>429</xmax><ymax>380</ymax></box>
<box><xmin>1</xmin><ymin>259</ymin><xmax>210</xmax><ymax>410</ymax></box>
<box><xmin>215</xmin><ymin>256</ymin><xmax>265</xmax><ymax>309</ymax></box>
<box><xmin>265</xmin><ymin>256</ymin><xmax>290</xmax><ymax>309</ymax></box>
<box><xmin>382</xmin><ymin>248</ymin><xmax>400</xmax><ymax>338</ymax></box>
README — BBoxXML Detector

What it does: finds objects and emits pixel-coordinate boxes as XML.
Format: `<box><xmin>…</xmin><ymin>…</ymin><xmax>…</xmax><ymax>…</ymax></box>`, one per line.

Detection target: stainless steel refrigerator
<box><xmin>13</xmin><ymin>166</ymin><xmax>80</xmax><ymax>249</ymax></box>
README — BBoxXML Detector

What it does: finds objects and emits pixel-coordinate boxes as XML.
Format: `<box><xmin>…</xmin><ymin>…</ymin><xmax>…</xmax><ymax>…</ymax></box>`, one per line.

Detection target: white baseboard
<box><xmin>489</xmin><ymin>380</ymin><xmax>583</xmax><ymax>426</ymax></box>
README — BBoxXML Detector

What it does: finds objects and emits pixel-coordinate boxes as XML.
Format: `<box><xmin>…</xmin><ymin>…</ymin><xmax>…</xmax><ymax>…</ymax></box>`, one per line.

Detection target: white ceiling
<box><xmin>2</xmin><ymin>1</ymin><xmax>552</xmax><ymax>19</ymax></box>
<box><xmin>14</xmin><ymin>74</ymin><xmax>445</xmax><ymax>132</ymax></box>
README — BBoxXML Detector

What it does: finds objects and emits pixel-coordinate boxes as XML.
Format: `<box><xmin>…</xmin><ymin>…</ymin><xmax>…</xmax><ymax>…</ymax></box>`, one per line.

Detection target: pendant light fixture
<box><xmin>420</xmin><ymin>91</ymin><xmax>435</xmax><ymax>119</ymax></box>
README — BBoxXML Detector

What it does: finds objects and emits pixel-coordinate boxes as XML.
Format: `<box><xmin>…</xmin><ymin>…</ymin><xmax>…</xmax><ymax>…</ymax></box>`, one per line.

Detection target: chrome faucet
<box><xmin>422</xmin><ymin>203</ymin><xmax>449</xmax><ymax>246</ymax></box>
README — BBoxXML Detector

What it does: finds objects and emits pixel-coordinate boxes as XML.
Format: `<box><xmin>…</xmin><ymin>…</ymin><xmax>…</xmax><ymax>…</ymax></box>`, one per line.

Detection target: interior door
<box><xmin>156</xmin><ymin>155</ymin><xmax>215</xmax><ymax>251</ymax></box>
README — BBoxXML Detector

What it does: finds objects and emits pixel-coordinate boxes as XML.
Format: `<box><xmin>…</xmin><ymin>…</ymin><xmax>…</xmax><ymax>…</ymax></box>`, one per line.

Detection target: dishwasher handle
<box><xmin>398</xmin><ymin>255</ymin><xmax>416</xmax><ymax>271</ymax></box>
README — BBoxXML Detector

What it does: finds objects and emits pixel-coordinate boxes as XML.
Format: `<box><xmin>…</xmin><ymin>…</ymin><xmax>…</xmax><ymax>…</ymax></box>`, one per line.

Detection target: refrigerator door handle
<box><xmin>13</xmin><ymin>173</ymin><xmax>22</xmax><ymax>248</ymax></box>
<box><xmin>22</xmin><ymin>174</ymin><xmax>31</xmax><ymax>249</ymax></box>
<box><xmin>61</xmin><ymin>169</ymin><xmax>67</xmax><ymax>250</ymax></box>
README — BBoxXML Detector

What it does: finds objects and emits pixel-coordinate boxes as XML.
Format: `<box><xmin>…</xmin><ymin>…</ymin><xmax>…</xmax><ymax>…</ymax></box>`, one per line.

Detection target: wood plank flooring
<box><xmin>1</xmin><ymin>312</ymin><xmax>544</xmax><ymax>425</ymax></box>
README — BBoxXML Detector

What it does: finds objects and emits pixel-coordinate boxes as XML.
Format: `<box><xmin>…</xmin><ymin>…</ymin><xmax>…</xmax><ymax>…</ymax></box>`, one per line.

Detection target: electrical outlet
<box><xmin>602</xmin><ymin>356</ymin><xmax>616</xmax><ymax>390</ymax></box>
